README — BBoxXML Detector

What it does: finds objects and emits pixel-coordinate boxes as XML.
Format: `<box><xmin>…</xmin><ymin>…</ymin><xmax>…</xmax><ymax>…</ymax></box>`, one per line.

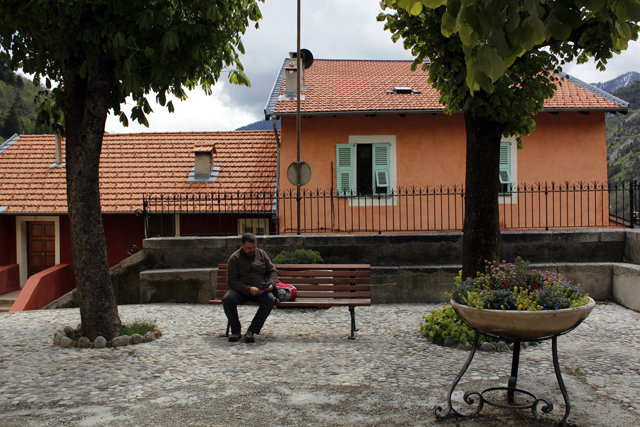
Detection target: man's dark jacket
<box><xmin>227</xmin><ymin>248</ymin><xmax>278</xmax><ymax>296</ymax></box>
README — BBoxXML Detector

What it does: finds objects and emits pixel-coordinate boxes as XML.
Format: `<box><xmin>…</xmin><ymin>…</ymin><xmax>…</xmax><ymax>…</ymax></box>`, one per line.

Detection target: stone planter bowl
<box><xmin>451</xmin><ymin>297</ymin><xmax>596</xmax><ymax>341</ymax></box>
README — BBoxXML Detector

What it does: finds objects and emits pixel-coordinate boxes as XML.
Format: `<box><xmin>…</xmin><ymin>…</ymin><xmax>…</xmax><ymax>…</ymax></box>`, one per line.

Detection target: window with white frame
<box><xmin>499</xmin><ymin>137</ymin><xmax>517</xmax><ymax>198</ymax></box>
<box><xmin>336</xmin><ymin>136</ymin><xmax>396</xmax><ymax>197</ymax></box>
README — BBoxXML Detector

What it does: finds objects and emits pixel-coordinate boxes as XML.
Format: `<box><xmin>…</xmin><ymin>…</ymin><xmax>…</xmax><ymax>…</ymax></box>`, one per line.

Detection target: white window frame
<box><xmin>346</xmin><ymin>135</ymin><xmax>397</xmax><ymax>206</ymax></box>
<box><xmin>499</xmin><ymin>136</ymin><xmax>518</xmax><ymax>205</ymax></box>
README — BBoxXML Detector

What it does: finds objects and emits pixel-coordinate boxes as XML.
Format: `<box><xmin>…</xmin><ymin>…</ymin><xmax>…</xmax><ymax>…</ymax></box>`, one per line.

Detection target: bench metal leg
<box><xmin>225</xmin><ymin>321</ymin><xmax>230</xmax><ymax>337</ymax></box>
<box><xmin>349</xmin><ymin>306</ymin><xmax>358</xmax><ymax>340</ymax></box>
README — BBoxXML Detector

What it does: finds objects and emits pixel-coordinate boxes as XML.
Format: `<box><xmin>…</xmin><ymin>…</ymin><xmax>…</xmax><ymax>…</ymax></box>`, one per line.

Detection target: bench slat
<box><xmin>215</xmin><ymin>284</ymin><xmax>370</xmax><ymax>292</ymax></box>
<box><xmin>217</xmin><ymin>277</ymin><xmax>371</xmax><ymax>285</ymax></box>
<box><xmin>217</xmin><ymin>264</ymin><xmax>370</xmax><ymax>270</ymax></box>
<box><xmin>215</xmin><ymin>290</ymin><xmax>370</xmax><ymax>299</ymax></box>
<box><xmin>209</xmin><ymin>298</ymin><xmax>372</xmax><ymax>307</ymax></box>
<box><xmin>277</xmin><ymin>270</ymin><xmax>370</xmax><ymax>277</ymax></box>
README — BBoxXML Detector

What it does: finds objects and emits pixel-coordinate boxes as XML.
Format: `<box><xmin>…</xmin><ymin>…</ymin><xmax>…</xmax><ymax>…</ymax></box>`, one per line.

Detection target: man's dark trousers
<box><xmin>222</xmin><ymin>289</ymin><xmax>276</xmax><ymax>335</ymax></box>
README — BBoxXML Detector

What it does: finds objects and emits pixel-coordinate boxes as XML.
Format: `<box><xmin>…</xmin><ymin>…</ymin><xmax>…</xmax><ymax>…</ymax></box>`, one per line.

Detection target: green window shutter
<box><xmin>336</xmin><ymin>143</ymin><xmax>354</xmax><ymax>196</ymax></box>
<box><xmin>499</xmin><ymin>141</ymin><xmax>512</xmax><ymax>185</ymax></box>
<box><xmin>372</xmin><ymin>143</ymin><xmax>391</xmax><ymax>195</ymax></box>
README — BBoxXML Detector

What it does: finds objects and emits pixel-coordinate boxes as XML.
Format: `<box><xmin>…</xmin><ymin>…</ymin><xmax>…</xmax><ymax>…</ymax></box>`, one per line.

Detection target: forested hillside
<box><xmin>0</xmin><ymin>54</ymin><xmax>52</xmax><ymax>142</ymax></box>
<box><xmin>607</xmin><ymin>80</ymin><xmax>640</xmax><ymax>182</ymax></box>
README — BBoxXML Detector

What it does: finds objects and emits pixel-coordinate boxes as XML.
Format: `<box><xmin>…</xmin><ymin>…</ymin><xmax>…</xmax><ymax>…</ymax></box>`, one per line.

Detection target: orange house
<box><xmin>264</xmin><ymin>57</ymin><xmax>629</xmax><ymax>233</ymax></box>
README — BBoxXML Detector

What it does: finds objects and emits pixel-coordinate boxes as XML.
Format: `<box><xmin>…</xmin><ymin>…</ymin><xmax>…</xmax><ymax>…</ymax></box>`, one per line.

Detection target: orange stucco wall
<box><xmin>517</xmin><ymin>112</ymin><xmax>608</xmax><ymax>184</ymax></box>
<box><xmin>279</xmin><ymin>113</ymin><xmax>468</xmax><ymax>191</ymax></box>
<box><xmin>277</xmin><ymin>111</ymin><xmax>608</xmax><ymax>233</ymax></box>
<box><xmin>279</xmin><ymin>111</ymin><xmax>607</xmax><ymax>190</ymax></box>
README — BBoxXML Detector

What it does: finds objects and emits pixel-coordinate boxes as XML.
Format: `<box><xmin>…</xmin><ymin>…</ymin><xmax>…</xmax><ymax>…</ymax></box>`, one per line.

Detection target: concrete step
<box><xmin>0</xmin><ymin>290</ymin><xmax>20</xmax><ymax>312</ymax></box>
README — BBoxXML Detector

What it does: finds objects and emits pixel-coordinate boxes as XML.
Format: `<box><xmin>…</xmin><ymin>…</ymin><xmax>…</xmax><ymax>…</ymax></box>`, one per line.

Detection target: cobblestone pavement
<box><xmin>0</xmin><ymin>302</ymin><xmax>639</xmax><ymax>426</ymax></box>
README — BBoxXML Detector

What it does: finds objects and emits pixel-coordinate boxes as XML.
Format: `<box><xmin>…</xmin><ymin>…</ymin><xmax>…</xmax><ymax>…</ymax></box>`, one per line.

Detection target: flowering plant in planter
<box><xmin>449</xmin><ymin>257</ymin><xmax>590</xmax><ymax>311</ymax></box>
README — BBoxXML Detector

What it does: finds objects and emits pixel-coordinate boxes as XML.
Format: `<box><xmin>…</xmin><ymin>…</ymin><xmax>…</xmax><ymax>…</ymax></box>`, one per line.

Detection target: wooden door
<box><xmin>27</xmin><ymin>222</ymin><xmax>56</xmax><ymax>277</ymax></box>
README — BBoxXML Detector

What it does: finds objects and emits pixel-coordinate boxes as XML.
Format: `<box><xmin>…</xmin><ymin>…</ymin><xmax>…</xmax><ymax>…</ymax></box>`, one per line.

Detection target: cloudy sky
<box><xmin>104</xmin><ymin>1</ymin><xmax>640</xmax><ymax>134</ymax></box>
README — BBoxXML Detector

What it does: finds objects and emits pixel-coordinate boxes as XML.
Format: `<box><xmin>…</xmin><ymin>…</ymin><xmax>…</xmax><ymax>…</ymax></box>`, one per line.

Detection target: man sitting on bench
<box><xmin>222</xmin><ymin>232</ymin><xmax>278</xmax><ymax>343</ymax></box>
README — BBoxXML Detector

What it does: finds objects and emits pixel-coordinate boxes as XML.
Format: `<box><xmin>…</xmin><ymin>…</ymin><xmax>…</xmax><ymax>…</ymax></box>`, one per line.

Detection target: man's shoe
<box><xmin>244</xmin><ymin>330</ymin><xmax>255</xmax><ymax>343</ymax></box>
<box><xmin>228</xmin><ymin>333</ymin><xmax>242</xmax><ymax>342</ymax></box>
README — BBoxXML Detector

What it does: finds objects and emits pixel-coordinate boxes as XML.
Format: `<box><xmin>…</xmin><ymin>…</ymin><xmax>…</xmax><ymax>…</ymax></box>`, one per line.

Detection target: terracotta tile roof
<box><xmin>265</xmin><ymin>59</ymin><xmax>628</xmax><ymax>117</ymax></box>
<box><xmin>0</xmin><ymin>131</ymin><xmax>278</xmax><ymax>214</ymax></box>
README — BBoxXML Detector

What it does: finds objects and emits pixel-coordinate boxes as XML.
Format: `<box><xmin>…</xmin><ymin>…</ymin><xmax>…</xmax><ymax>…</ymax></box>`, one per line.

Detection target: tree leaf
<box><xmin>474</xmin><ymin>69</ymin><xmax>495</xmax><ymax>93</ymax></box>
<box><xmin>549</xmin><ymin>21</ymin><xmax>572</xmax><ymax>41</ymax></box>
<box><xmin>615</xmin><ymin>21</ymin><xmax>632</xmax><ymax>40</ymax></box>
<box><xmin>422</xmin><ymin>0</ymin><xmax>447</xmax><ymax>8</ymax></box>
<box><xmin>614</xmin><ymin>0</ymin><xmax>640</xmax><ymax>21</ymax></box>
<box><xmin>441</xmin><ymin>11</ymin><xmax>457</xmax><ymax>37</ymax></box>
<box><xmin>459</xmin><ymin>23</ymin><xmax>478</xmax><ymax>46</ymax></box>
<box><xmin>477</xmin><ymin>45</ymin><xmax>506</xmax><ymax>82</ymax></box>
<box><xmin>521</xmin><ymin>16</ymin><xmax>545</xmax><ymax>50</ymax></box>
<box><xmin>397</xmin><ymin>0</ymin><xmax>423</xmax><ymax>15</ymax></box>
<box><xmin>556</xmin><ymin>7</ymin><xmax>583</xmax><ymax>29</ymax></box>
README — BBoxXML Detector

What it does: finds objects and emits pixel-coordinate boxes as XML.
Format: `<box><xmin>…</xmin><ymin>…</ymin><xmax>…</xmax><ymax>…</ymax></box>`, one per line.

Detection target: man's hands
<box><xmin>249</xmin><ymin>285</ymin><xmax>273</xmax><ymax>295</ymax></box>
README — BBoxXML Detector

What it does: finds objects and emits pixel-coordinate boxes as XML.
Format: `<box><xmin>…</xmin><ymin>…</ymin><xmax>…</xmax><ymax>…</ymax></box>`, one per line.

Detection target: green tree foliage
<box><xmin>390</xmin><ymin>0</ymin><xmax>640</xmax><ymax>94</ymax></box>
<box><xmin>379</xmin><ymin>0</ymin><xmax>639</xmax><ymax>279</ymax></box>
<box><xmin>272</xmin><ymin>249</ymin><xmax>324</xmax><ymax>264</ymax></box>
<box><xmin>0</xmin><ymin>0</ymin><xmax>262</xmax><ymax>340</ymax></box>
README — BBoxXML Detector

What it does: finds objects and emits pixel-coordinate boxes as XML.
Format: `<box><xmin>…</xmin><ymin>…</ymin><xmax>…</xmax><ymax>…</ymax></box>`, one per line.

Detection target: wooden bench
<box><xmin>209</xmin><ymin>264</ymin><xmax>371</xmax><ymax>339</ymax></box>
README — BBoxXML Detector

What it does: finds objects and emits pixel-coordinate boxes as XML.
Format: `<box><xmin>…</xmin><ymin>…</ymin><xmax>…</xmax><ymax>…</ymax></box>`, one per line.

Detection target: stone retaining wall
<box><xmin>103</xmin><ymin>229</ymin><xmax>640</xmax><ymax>310</ymax></box>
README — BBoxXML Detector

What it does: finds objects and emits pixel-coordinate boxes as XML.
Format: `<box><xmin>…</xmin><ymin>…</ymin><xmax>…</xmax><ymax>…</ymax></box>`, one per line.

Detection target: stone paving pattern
<box><xmin>0</xmin><ymin>302</ymin><xmax>639</xmax><ymax>422</ymax></box>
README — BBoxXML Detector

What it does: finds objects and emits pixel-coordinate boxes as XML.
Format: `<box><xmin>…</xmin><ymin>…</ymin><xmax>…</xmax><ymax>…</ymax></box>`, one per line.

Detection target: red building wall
<box><xmin>0</xmin><ymin>215</ymin><xmax>16</xmax><ymax>265</ymax></box>
<box><xmin>103</xmin><ymin>213</ymin><xmax>145</xmax><ymax>267</ymax></box>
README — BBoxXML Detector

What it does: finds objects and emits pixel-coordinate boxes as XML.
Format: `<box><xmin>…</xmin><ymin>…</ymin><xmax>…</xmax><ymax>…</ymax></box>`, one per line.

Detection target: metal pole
<box><xmin>296</xmin><ymin>0</ymin><xmax>301</xmax><ymax>235</ymax></box>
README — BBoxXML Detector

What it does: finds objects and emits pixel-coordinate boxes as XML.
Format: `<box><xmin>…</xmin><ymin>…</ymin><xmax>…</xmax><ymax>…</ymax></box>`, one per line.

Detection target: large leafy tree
<box><xmin>379</xmin><ymin>0</ymin><xmax>640</xmax><ymax>279</ymax></box>
<box><xmin>0</xmin><ymin>0</ymin><xmax>262</xmax><ymax>340</ymax></box>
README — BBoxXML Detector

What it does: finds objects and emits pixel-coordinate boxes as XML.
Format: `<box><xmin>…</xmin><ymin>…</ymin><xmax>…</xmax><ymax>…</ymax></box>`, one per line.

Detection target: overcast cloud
<box><xmin>104</xmin><ymin>1</ymin><xmax>640</xmax><ymax>134</ymax></box>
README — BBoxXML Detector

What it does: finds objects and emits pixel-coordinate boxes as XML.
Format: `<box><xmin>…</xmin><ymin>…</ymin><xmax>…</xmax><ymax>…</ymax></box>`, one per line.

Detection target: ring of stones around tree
<box><xmin>52</xmin><ymin>324</ymin><xmax>162</xmax><ymax>349</ymax></box>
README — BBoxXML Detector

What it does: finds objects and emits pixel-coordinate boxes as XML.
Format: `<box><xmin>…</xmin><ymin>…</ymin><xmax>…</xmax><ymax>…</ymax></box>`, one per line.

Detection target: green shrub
<box><xmin>272</xmin><ymin>249</ymin><xmax>324</xmax><ymax>264</ymax></box>
<box><xmin>122</xmin><ymin>319</ymin><xmax>156</xmax><ymax>336</ymax></box>
<box><xmin>420</xmin><ymin>306</ymin><xmax>498</xmax><ymax>347</ymax></box>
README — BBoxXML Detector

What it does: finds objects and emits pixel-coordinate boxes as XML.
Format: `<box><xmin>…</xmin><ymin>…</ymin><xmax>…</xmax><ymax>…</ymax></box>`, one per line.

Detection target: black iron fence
<box><xmin>142</xmin><ymin>181</ymin><xmax>640</xmax><ymax>237</ymax></box>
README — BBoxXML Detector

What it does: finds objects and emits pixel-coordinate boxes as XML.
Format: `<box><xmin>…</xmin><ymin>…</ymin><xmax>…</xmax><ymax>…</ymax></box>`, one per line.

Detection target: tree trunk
<box><xmin>461</xmin><ymin>112</ymin><xmax>506</xmax><ymax>280</ymax></box>
<box><xmin>62</xmin><ymin>57</ymin><xmax>122</xmax><ymax>341</ymax></box>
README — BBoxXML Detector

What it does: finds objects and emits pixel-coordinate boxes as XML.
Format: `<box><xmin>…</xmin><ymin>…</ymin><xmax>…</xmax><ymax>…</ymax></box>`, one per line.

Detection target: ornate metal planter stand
<box><xmin>435</xmin><ymin>299</ymin><xmax>596</xmax><ymax>426</ymax></box>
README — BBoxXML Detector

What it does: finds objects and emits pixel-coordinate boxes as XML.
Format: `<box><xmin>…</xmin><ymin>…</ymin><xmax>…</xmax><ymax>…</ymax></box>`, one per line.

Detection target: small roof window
<box><xmin>386</xmin><ymin>87</ymin><xmax>422</xmax><ymax>95</ymax></box>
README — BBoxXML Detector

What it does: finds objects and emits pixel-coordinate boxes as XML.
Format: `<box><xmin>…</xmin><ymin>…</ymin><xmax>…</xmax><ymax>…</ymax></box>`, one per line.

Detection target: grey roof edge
<box><xmin>0</xmin><ymin>133</ymin><xmax>20</xmax><ymax>156</ymax></box>
<box><xmin>0</xmin><ymin>206</ymin><xmax>7</xmax><ymax>213</ymax></box>
<box><xmin>559</xmin><ymin>72</ymin><xmax>629</xmax><ymax>110</ymax></box>
<box><xmin>264</xmin><ymin>58</ymin><xmax>289</xmax><ymax>120</ymax></box>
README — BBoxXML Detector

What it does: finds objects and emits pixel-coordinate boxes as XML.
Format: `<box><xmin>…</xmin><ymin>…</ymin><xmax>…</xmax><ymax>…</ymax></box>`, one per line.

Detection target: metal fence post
<box><xmin>631</xmin><ymin>180</ymin><xmax>636</xmax><ymax>229</ymax></box>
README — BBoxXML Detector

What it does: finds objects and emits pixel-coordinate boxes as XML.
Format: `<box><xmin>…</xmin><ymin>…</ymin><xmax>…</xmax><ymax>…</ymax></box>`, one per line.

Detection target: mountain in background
<box><xmin>0</xmin><ymin>54</ymin><xmax>52</xmax><ymax>142</ymax></box>
<box><xmin>606</xmin><ymin>80</ymin><xmax>640</xmax><ymax>182</ymax></box>
<box><xmin>591</xmin><ymin>71</ymin><xmax>640</xmax><ymax>94</ymax></box>
<box><xmin>236</xmin><ymin>119</ymin><xmax>280</xmax><ymax>131</ymax></box>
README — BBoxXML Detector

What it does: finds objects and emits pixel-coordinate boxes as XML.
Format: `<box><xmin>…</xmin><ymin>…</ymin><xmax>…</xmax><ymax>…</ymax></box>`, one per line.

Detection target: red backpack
<box><xmin>274</xmin><ymin>280</ymin><xmax>297</xmax><ymax>302</ymax></box>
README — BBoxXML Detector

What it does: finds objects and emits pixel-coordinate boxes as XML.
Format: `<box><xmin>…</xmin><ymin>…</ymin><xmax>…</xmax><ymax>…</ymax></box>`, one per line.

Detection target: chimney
<box><xmin>49</xmin><ymin>133</ymin><xmax>65</xmax><ymax>169</ymax></box>
<box><xmin>55</xmin><ymin>134</ymin><xmax>62</xmax><ymax>164</ymax></box>
<box><xmin>284</xmin><ymin>51</ymin><xmax>308</xmax><ymax>99</ymax></box>
<box><xmin>284</xmin><ymin>52</ymin><xmax>299</xmax><ymax>98</ymax></box>
<box><xmin>194</xmin><ymin>148</ymin><xmax>214</xmax><ymax>179</ymax></box>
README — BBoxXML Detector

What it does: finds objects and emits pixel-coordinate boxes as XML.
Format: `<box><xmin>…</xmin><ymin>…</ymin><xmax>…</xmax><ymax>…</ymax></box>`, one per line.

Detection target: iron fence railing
<box><xmin>142</xmin><ymin>181</ymin><xmax>640</xmax><ymax>237</ymax></box>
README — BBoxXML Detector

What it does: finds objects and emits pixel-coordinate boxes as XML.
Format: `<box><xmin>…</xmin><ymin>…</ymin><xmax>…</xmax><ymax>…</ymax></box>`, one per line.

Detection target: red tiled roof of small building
<box><xmin>268</xmin><ymin>60</ymin><xmax>627</xmax><ymax>116</ymax></box>
<box><xmin>0</xmin><ymin>131</ymin><xmax>278</xmax><ymax>214</ymax></box>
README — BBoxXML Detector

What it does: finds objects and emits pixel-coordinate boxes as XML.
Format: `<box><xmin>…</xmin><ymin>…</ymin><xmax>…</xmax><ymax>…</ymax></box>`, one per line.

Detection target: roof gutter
<box><xmin>271</xmin><ymin>117</ymin><xmax>281</xmax><ymax>229</ymax></box>
<box><xmin>272</xmin><ymin>105</ymin><xmax>628</xmax><ymax>117</ymax></box>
